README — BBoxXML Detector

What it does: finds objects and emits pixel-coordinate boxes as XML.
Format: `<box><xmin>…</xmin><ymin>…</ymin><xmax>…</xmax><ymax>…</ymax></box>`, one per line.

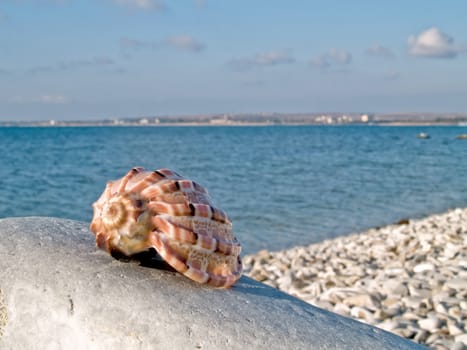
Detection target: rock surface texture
<box><xmin>244</xmin><ymin>208</ymin><xmax>467</xmax><ymax>350</ymax></box>
<box><xmin>0</xmin><ymin>217</ymin><xmax>426</xmax><ymax>350</ymax></box>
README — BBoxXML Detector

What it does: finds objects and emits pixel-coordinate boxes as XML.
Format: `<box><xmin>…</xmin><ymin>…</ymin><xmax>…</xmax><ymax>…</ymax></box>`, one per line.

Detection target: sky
<box><xmin>1</xmin><ymin>0</ymin><xmax>467</xmax><ymax>121</ymax></box>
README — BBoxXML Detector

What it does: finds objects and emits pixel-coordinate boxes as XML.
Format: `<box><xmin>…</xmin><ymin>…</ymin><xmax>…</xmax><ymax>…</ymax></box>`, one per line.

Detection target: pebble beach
<box><xmin>244</xmin><ymin>208</ymin><xmax>467</xmax><ymax>350</ymax></box>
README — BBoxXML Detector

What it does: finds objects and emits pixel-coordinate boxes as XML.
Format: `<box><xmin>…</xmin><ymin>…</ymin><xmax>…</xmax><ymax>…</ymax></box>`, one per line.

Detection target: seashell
<box><xmin>90</xmin><ymin>167</ymin><xmax>242</xmax><ymax>288</ymax></box>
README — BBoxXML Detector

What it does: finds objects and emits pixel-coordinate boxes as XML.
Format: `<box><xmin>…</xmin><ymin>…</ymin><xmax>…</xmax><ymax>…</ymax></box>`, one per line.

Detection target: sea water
<box><xmin>1</xmin><ymin>125</ymin><xmax>466</xmax><ymax>254</ymax></box>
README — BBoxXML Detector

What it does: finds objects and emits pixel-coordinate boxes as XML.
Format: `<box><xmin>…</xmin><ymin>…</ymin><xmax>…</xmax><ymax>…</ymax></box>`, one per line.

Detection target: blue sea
<box><xmin>1</xmin><ymin>125</ymin><xmax>466</xmax><ymax>254</ymax></box>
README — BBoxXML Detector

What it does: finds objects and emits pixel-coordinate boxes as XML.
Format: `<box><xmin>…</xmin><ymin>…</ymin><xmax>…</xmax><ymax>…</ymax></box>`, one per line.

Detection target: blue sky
<box><xmin>1</xmin><ymin>0</ymin><xmax>467</xmax><ymax>121</ymax></box>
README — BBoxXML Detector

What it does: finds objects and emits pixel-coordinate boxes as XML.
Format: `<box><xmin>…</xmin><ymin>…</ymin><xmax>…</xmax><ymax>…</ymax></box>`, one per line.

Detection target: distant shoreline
<box><xmin>2</xmin><ymin>112</ymin><xmax>467</xmax><ymax>128</ymax></box>
<box><xmin>1</xmin><ymin>121</ymin><xmax>467</xmax><ymax>128</ymax></box>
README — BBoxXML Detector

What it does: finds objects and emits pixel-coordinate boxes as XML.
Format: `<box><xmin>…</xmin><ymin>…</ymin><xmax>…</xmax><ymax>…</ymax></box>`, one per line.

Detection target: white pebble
<box><xmin>413</xmin><ymin>262</ymin><xmax>435</xmax><ymax>273</ymax></box>
<box><xmin>455</xmin><ymin>333</ymin><xmax>467</xmax><ymax>345</ymax></box>
<box><xmin>418</xmin><ymin>316</ymin><xmax>442</xmax><ymax>331</ymax></box>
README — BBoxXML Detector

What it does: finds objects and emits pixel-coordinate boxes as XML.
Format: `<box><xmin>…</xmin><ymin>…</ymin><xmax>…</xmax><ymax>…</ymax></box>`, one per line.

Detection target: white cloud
<box><xmin>254</xmin><ymin>51</ymin><xmax>295</xmax><ymax>65</ymax></box>
<box><xmin>120</xmin><ymin>36</ymin><xmax>205</xmax><ymax>52</ymax></box>
<box><xmin>112</xmin><ymin>0</ymin><xmax>166</xmax><ymax>10</ymax></box>
<box><xmin>311</xmin><ymin>49</ymin><xmax>352</xmax><ymax>68</ymax></box>
<box><xmin>38</xmin><ymin>95</ymin><xmax>69</xmax><ymax>104</ymax></box>
<box><xmin>120</xmin><ymin>37</ymin><xmax>150</xmax><ymax>50</ymax></box>
<box><xmin>366</xmin><ymin>44</ymin><xmax>394</xmax><ymax>58</ymax></box>
<box><xmin>228</xmin><ymin>51</ymin><xmax>295</xmax><ymax>70</ymax></box>
<box><xmin>165</xmin><ymin>35</ymin><xmax>205</xmax><ymax>52</ymax></box>
<box><xmin>9</xmin><ymin>95</ymin><xmax>70</xmax><ymax>104</ymax></box>
<box><xmin>408</xmin><ymin>27</ymin><xmax>465</xmax><ymax>58</ymax></box>
<box><xmin>28</xmin><ymin>57</ymin><xmax>115</xmax><ymax>74</ymax></box>
<box><xmin>58</xmin><ymin>57</ymin><xmax>115</xmax><ymax>70</ymax></box>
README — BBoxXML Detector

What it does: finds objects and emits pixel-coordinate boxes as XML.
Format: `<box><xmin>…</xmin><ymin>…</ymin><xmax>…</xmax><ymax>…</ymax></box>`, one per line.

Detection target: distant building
<box><xmin>360</xmin><ymin>114</ymin><xmax>369</xmax><ymax>123</ymax></box>
<box><xmin>210</xmin><ymin>115</ymin><xmax>230</xmax><ymax>124</ymax></box>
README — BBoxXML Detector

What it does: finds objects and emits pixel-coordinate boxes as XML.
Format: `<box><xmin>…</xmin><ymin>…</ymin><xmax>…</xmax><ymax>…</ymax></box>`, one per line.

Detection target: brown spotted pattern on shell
<box><xmin>90</xmin><ymin>167</ymin><xmax>242</xmax><ymax>288</ymax></box>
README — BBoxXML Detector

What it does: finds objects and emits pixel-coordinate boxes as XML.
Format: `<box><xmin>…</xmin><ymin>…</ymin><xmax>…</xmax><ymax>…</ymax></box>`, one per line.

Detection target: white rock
<box><xmin>455</xmin><ymin>333</ymin><xmax>467</xmax><ymax>345</ymax></box>
<box><xmin>435</xmin><ymin>302</ymin><xmax>448</xmax><ymax>314</ymax></box>
<box><xmin>307</xmin><ymin>282</ymin><xmax>324</xmax><ymax>297</ymax></box>
<box><xmin>448</xmin><ymin>306</ymin><xmax>462</xmax><ymax>319</ymax></box>
<box><xmin>408</xmin><ymin>286</ymin><xmax>432</xmax><ymax>298</ymax></box>
<box><xmin>333</xmin><ymin>303</ymin><xmax>351</xmax><ymax>316</ymax></box>
<box><xmin>381</xmin><ymin>279</ymin><xmax>408</xmax><ymax>296</ymax></box>
<box><xmin>0</xmin><ymin>217</ymin><xmax>430</xmax><ymax>350</ymax></box>
<box><xmin>425</xmin><ymin>332</ymin><xmax>441</xmax><ymax>345</ymax></box>
<box><xmin>418</xmin><ymin>316</ymin><xmax>442</xmax><ymax>331</ymax></box>
<box><xmin>403</xmin><ymin>296</ymin><xmax>425</xmax><ymax>309</ymax></box>
<box><xmin>394</xmin><ymin>328</ymin><xmax>416</xmax><ymax>339</ymax></box>
<box><xmin>446</xmin><ymin>278</ymin><xmax>467</xmax><ymax>291</ymax></box>
<box><xmin>413</xmin><ymin>262</ymin><xmax>435</xmax><ymax>273</ymax></box>
<box><xmin>413</xmin><ymin>330</ymin><xmax>428</xmax><ymax>343</ymax></box>
<box><xmin>385</xmin><ymin>305</ymin><xmax>403</xmax><ymax>318</ymax></box>
<box><xmin>402</xmin><ymin>312</ymin><xmax>420</xmax><ymax>321</ymax></box>
<box><xmin>376</xmin><ymin>320</ymin><xmax>401</xmax><ymax>332</ymax></box>
<box><xmin>276</xmin><ymin>272</ymin><xmax>293</xmax><ymax>288</ymax></box>
<box><xmin>444</xmin><ymin>243</ymin><xmax>460</xmax><ymax>259</ymax></box>
<box><xmin>448</xmin><ymin>322</ymin><xmax>464</xmax><ymax>337</ymax></box>
<box><xmin>450</xmin><ymin>342</ymin><xmax>466</xmax><ymax>350</ymax></box>
<box><xmin>385</xmin><ymin>267</ymin><xmax>406</xmax><ymax>277</ymax></box>
<box><xmin>350</xmin><ymin>306</ymin><xmax>375</xmax><ymax>323</ymax></box>
<box><xmin>343</xmin><ymin>293</ymin><xmax>380</xmax><ymax>311</ymax></box>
